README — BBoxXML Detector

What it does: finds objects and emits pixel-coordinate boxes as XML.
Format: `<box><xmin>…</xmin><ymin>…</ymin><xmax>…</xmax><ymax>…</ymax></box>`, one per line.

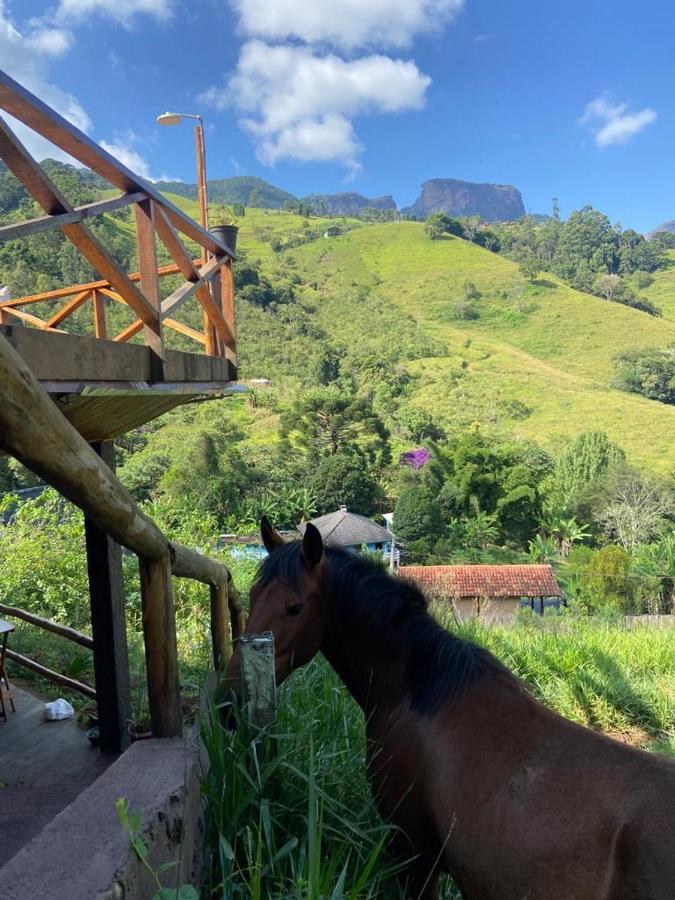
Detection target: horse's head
<box><xmin>226</xmin><ymin>517</ymin><xmax>326</xmax><ymax>696</ymax></box>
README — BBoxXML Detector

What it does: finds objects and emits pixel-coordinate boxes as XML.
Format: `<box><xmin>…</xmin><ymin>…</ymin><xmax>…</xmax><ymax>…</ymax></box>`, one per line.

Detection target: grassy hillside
<box><xmin>94</xmin><ymin>191</ymin><xmax>675</xmax><ymax>473</ymax></box>
<box><xmin>285</xmin><ymin>223</ymin><xmax>675</xmax><ymax>472</ymax></box>
<box><xmin>641</xmin><ymin>249</ymin><xmax>675</xmax><ymax>323</ymax></box>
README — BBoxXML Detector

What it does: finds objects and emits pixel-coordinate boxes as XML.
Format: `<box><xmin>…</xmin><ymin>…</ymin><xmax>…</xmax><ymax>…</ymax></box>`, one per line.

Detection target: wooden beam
<box><xmin>1</xmin><ymin>306</ymin><xmax>51</xmax><ymax>328</ymax></box>
<box><xmin>0</xmin><ymin>603</ymin><xmax>93</xmax><ymax>649</ymax></box>
<box><xmin>92</xmin><ymin>289</ymin><xmax>107</xmax><ymax>338</ymax></box>
<box><xmin>134</xmin><ymin>198</ymin><xmax>164</xmax><ymax>379</ymax></box>
<box><xmin>0</xmin><ymin>261</ymin><xmax>193</xmax><ymax>308</ymax></box>
<box><xmin>85</xmin><ymin>441</ymin><xmax>131</xmax><ymax>754</ymax></box>
<box><xmin>0</xmin><ymin>116</ymin><xmax>158</xmax><ymax>327</ymax></box>
<box><xmin>45</xmin><ymin>289</ymin><xmax>91</xmax><ymax>328</ymax></box>
<box><xmin>139</xmin><ymin>555</ymin><xmax>182</xmax><ymax>738</ymax></box>
<box><xmin>0</xmin><ymin>192</ymin><xmax>146</xmax><ymax>243</ymax></box>
<box><xmin>5</xmin><ymin>649</ymin><xmax>96</xmax><ymax>699</ymax></box>
<box><xmin>112</xmin><ymin>320</ymin><xmax>144</xmax><ymax>343</ymax></box>
<box><xmin>154</xmin><ymin>204</ymin><xmax>199</xmax><ymax>282</ymax></box>
<box><xmin>0</xmin><ymin>70</ymin><xmax>234</xmax><ymax>259</ymax></box>
<box><xmin>163</xmin><ymin>318</ymin><xmax>207</xmax><ymax>344</ymax></box>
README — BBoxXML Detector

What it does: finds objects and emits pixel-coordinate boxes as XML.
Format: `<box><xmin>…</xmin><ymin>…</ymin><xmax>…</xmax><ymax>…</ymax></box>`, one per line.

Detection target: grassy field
<box><xmin>203</xmin><ymin>614</ymin><xmax>674</xmax><ymax>898</ymax></box>
<box><xmin>641</xmin><ymin>249</ymin><xmax>675</xmax><ymax>323</ymax></box>
<box><xmin>288</xmin><ymin>223</ymin><xmax>675</xmax><ymax>472</ymax></box>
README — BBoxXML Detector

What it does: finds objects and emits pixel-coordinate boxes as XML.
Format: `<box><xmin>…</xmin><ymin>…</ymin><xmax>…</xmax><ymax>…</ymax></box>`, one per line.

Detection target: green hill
<box><xmin>282</xmin><ymin>223</ymin><xmax>675</xmax><ymax>473</ymax></box>
<box><xmin>153</xmin><ymin>176</ymin><xmax>297</xmax><ymax>209</ymax></box>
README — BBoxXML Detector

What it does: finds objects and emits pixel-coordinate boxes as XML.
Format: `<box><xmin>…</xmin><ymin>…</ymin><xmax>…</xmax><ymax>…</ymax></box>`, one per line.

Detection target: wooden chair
<box><xmin>0</xmin><ymin>619</ymin><xmax>16</xmax><ymax>720</ymax></box>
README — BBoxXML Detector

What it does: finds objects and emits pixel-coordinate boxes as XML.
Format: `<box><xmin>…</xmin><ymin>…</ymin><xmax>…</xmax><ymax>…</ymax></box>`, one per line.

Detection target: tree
<box><xmin>425</xmin><ymin>214</ymin><xmax>448</xmax><ymax>240</ymax></box>
<box><xmin>581</xmin><ymin>546</ymin><xmax>635</xmax><ymax>613</ymax></box>
<box><xmin>595</xmin><ymin>468</ymin><xmax>672</xmax><ymax>550</ymax></box>
<box><xmin>280</xmin><ymin>387</ymin><xmax>391</xmax><ymax>464</ymax></box>
<box><xmin>593</xmin><ymin>273</ymin><xmax>623</xmax><ymax>302</ymax></box>
<box><xmin>308</xmin><ymin>453</ymin><xmax>383</xmax><ymax>516</ymax></box>
<box><xmin>614</xmin><ymin>347</ymin><xmax>675</xmax><ymax>405</ymax></box>
<box><xmin>545</xmin><ymin>431</ymin><xmax>625</xmax><ymax>515</ymax></box>
<box><xmin>519</xmin><ymin>255</ymin><xmax>540</xmax><ymax>282</ymax></box>
<box><xmin>393</xmin><ymin>481</ymin><xmax>445</xmax><ymax>554</ymax></box>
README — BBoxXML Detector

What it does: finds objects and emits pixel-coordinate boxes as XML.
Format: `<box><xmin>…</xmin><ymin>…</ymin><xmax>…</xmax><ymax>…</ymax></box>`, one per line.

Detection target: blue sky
<box><xmin>2</xmin><ymin>0</ymin><xmax>674</xmax><ymax>230</ymax></box>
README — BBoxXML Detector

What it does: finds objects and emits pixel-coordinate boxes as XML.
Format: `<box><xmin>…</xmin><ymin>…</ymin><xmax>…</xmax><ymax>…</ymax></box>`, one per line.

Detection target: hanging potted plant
<box><xmin>210</xmin><ymin>203</ymin><xmax>239</xmax><ymax>251</ymax></box>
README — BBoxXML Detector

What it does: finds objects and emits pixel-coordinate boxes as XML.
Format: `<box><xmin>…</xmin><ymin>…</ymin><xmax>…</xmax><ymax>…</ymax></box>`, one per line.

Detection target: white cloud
<box><xmin>0</xmin><ymin>2</ymin><xmax>90</xmax><ymax>162</ymax></box>
<box><xmin>56</xmin><ymin>0</ymin><xmax>174</xmax><ymax>26</ymax></box>
<box><xmin>580</xmin><ymin>94</ymin><xmax>656</xmax><ymax>148</ymax></box>
<box><xmin>229</xmin><ymin>0</ymin><xmax>463</xmax><ymax>50</ymax></box>
<box><xmin>100</xmin><ymin>138</ymin><xmax>153</xmax><ymax>179</ymax></box>
<box><xmin>200</xmin><ymin>41</ymin><xmax>430</xmax><ymax>170</ymax></box>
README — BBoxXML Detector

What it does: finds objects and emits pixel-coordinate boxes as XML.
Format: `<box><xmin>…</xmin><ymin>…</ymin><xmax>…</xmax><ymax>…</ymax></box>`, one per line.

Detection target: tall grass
<box><xmin>201</xmin><ymin>616</ymin><xmax>674</xmax><ymax>897</ymax></box>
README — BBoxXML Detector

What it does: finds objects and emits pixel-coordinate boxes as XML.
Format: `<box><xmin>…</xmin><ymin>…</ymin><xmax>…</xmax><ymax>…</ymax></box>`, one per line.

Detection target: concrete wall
<box><xmin>0</xmin><ymin>736</ymin><xmax>202</xmax><ymax>900</ymax></box>
<box><xmin>451</xmin><ymin>596</ymin><xmax>520</xmax><ymax>623</ymax></box>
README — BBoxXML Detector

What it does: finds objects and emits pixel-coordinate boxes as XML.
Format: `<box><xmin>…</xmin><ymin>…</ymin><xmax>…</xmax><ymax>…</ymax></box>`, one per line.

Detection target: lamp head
<box><xmin>156</xmin><ymin>112</ymin><xmax>182</xmax><ymax>126</ymax></box>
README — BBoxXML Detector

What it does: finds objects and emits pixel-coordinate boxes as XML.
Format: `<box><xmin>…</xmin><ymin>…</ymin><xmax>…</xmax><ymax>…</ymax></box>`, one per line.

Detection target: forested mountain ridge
<box><xmin>1</xmin><ymin>164</ymin><xmax>673</xmax><ymax>479</ymax></box>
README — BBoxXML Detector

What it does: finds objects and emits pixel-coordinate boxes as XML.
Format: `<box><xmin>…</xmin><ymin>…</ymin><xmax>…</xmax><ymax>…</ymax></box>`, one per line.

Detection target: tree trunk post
<box><xmin>85</xmin><ymin>441</ymin><xmax>131</xmax><ymax>753</ymax></box>
<box><xmin>209</xmin><ymin>582</ymin><xmax>231</xmax><ymax>670</ymax></box>
<box><xmin>139</xmin><ymin>554</ymin><xmax>182</xmax><ymax>737</ymax></box>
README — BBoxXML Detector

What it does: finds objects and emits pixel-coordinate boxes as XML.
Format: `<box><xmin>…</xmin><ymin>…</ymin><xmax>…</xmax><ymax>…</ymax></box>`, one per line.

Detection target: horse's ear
<box><xmin>302</xmin><ymin>523</ymin><xmax>323</xmax><ymax>570</ymax></box>
<box><xmin>261</xmin><ymin>517</ymin><xmax>284</xmax><ymax>554</ymax></box>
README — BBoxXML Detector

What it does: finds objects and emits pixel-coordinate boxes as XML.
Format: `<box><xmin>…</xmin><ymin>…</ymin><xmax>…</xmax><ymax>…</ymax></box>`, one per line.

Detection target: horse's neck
<box><xmin>320</xmin><ymin>600</ymin><xmax>409</xmax><ymax>717</ymax></box>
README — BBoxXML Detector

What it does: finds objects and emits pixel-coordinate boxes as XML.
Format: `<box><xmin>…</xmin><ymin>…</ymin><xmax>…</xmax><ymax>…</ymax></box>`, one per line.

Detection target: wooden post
<box><xmin>134</xmin><ymin>199</ymin><xmax>164</xmax><ymax>381</ymax></box>
<box><xmin>84</xmin><ymin>441</ymin><xmax>131</xmax><ymax>753</ymax></box>
<box><xmin>139</xmin><ymin>554</ymin><xmax>182</xmax><ymax>737</ymax></box>
<box><xmin>239</xmin><ymin>632</ymin><xmax>276</xmax><ymax>728</ymax></box>
<box><xmin>92</xmin><ymin>288</ymin><xmax>107</xmax><ymax>339</ymax></box>
<box><xmin>209</xmin><ymin>583</ymin><xmax>231</xmax><ymax>670</ymax></box>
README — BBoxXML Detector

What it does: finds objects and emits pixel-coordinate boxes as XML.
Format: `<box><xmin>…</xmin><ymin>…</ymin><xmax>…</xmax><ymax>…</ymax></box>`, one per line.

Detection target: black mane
<box><xmin>255</xmin><ymin>542</ymin><xmax>504</xmax><ymax>715</ymax></box>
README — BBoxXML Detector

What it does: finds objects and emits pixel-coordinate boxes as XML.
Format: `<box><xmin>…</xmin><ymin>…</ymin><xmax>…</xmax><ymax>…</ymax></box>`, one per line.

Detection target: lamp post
<box><xmin>156</xmin><ymin>111</ymin><xmax>209</xmax><ymax>246</ymax></box>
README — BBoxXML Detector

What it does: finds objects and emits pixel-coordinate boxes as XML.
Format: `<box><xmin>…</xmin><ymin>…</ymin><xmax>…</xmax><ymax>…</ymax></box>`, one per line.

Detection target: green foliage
<box><xmin>280</xmin><ymin>387</ymin><xmax>391</xmax><ymax>465</ymax></box>
<box><xmin>308</xmin><ymin>454</ymin><xmax>384</xmax><ymax>516</ymax></box>
<box><xmin>614</xmin><ymin>347</ymin><xmax>675</xmax><ymax>405</ymax></box>
<box><xmin>544</xmin><ymin>431</ymin><xmax>626</xmax><ymax>516</ymax></box>
<box><xmin>580</xmin><ymin>546</ymin><xmax>635</xmax><ymax>613</ymax></box>
<box><xmin>518</xmin><ymin>254</ymin><xmax>540</xmax><ymax>282</ymax></box>
<box><xmin>393</xmin><ymin>480</ymin><xmax>444</xmax><ymax>555</ymax></box>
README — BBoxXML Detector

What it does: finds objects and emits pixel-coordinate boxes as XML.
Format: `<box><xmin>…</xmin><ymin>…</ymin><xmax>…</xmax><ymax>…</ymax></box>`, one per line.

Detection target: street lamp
<box><xmin>156</xmin><ymin>111</ymin><xmax>209</xmax><ymax>236</ymax></box>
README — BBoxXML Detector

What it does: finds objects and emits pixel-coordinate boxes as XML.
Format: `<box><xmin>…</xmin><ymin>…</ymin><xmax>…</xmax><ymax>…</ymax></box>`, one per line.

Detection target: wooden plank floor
<box><xmin>0</xmin><ymin>685</ymin><xmax>115</xmax><ymax>867</ymax></box>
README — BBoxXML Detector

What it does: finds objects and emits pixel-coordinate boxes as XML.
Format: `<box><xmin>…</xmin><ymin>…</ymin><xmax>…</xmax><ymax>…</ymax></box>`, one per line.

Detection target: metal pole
<box><xmin>194</xmin><ymin>120</ymin><xmax>216</xmax><ymax>354</ymax></box>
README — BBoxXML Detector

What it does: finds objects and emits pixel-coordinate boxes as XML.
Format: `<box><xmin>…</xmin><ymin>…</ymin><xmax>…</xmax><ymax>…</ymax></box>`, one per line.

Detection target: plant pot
<box><xmin>210</xmin><ymin>224</ymin><xmax>238</xmax><ymax>252</ymax></box>
<box><xmin>128</xmin><ymin>722</ymin><xmax>152</xmax><ymax>742</ymax></box>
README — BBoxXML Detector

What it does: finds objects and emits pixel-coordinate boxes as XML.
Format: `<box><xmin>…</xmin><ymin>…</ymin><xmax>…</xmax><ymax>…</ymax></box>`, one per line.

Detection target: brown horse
<box><xmin>226</xmin><ymin>520</ymin><xmax>675</xmax><ymax>899</ymax></box>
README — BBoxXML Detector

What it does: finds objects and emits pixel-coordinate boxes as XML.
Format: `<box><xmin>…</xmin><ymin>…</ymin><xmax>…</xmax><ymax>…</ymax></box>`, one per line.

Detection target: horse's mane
<box><xmin>254</xmin><ymin>542</ymin><xmax>507</xmax><ymax>715</ymax></box>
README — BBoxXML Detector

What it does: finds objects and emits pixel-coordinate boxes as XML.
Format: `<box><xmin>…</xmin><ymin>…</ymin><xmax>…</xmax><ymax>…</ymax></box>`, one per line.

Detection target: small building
<box><xmin>323</xmin><ymin>226</ymin><xmax>342</xmax><ymax>238</ymax></box>
<box><xmin>298</xmin><ymin>507</ymin><xmax>393</xmax><ymax>556</ymax></box>
<box><xmin>399</xmin><ymin>564</ymin><xmax>562</xmax><ymax>623</ymax></box>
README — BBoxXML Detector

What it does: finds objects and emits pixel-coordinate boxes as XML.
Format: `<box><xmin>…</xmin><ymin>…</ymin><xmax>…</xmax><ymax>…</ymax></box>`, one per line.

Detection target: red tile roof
<box><xmin>400</xmin><ymin>564</ymin><xmax>561</xmax><ymax>599</ymax></box>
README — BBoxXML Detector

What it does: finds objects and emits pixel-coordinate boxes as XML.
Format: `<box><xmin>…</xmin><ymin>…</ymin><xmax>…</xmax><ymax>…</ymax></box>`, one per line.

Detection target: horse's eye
<box><xmin>286</xmin><ymin>603</ymin><xmax>303</xmax><ymax>618</ymax></box>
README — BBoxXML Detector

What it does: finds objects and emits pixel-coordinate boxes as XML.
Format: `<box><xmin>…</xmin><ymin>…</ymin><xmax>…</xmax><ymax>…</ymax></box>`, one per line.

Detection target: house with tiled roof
<box><xmin>400</xmin><ymin>564</ymin><xmax>563</xmax><ymax>622</ymax></box>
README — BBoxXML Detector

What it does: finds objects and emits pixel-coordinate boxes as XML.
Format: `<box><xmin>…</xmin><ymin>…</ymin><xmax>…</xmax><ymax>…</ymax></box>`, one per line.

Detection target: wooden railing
<box><xmin>0</xmin><ymin>69</ymin><xmax>236</xmax><ymax>370</ymax></box>
<box><xmin>0</xmin><ymin>602</ymin><xmax>96</xmax><ymax>699</ymax></box>
<box><xmin>0</xmin><ymin>330</ymin><xmax>246</xmax><ymax>738</ymax></box>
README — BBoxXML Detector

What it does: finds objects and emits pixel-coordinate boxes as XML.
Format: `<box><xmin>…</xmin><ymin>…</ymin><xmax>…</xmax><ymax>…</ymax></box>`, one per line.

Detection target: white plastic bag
<box><xmin>44</xmin><ymin>698</ymin><xmax>75</xmax><ymax>721</ymax></box>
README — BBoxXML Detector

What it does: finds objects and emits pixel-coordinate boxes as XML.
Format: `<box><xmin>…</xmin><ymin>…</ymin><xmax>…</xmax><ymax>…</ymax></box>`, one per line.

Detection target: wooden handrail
<box><xmin>5</xmin><ymin>649</ymin><xmax>96</xmax><ymax>699</ymax></box>
<box><xmin>0</xmin><ymin>329</ymin><xmax>244</xmax><ymax>736</ymax></box>
<box><xmin>0</xmin><ymin>603</ymin><xmax>93</xmax><ymax>649</ymax></box>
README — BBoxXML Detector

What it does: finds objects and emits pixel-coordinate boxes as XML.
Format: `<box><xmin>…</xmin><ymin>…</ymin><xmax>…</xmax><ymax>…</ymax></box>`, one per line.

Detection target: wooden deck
<box><xmin>0</xmin><ymin>685</ymin><xmax>114</xmax><ymax>867</ymax></box>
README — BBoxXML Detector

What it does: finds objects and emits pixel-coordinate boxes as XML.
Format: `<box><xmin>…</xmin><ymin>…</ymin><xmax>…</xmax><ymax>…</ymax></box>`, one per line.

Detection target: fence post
<box><xmin>209</xmin><ymin>582</ymin><xmax>231</xmax><ymax>670</ymax></box>
<box><xmin>85</xmin><ymin>441</ymin><xmax>132</xmax><ymax>753</ymax></box>
<box><xmin>139</xmin><ymin>555</ymin><xmax>182</xmax><ymax>737</ymax></box>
